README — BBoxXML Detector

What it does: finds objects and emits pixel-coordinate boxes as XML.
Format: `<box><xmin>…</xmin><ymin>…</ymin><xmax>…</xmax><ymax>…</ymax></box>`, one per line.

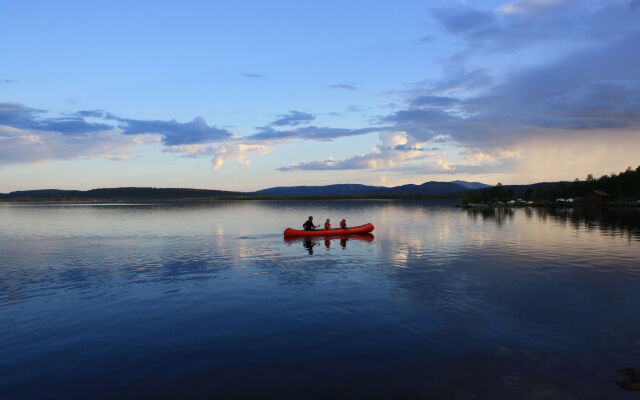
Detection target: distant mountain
<box><xmin>386</xmin><ymin>181</ymin><xmax>470</xmax><ymax>194</ymax></box>
<box><xmin>255</xmin><ymin>180</ymin><xmax>487</xmax><ymax>195</ymax></box>
<box><xmin>0</xmin><ymin>180</ymin><xmax>492</xmax><ymax>201</ymax></box>
<box><xmin>254</xmin><ymin>184</ymin><xmax>387</xmax><ymax>195</ymax></box>
<box><xmin>451</xmin><ymin>180</ymin><xmax>491</xmax><ymax>190</ymax></box>
<box><xmin>0</xmin><ymin>187</ymin><xmax>242</xmax><ymax>201</ymax></box>
<box><xmin>7</xmin><ymin>189</ymin><xmax>72</xmax><ymax>195</ymax></box>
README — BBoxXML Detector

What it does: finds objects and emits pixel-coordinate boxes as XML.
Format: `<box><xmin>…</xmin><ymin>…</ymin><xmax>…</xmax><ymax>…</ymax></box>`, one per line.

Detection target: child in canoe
<box><xmin>324</xmin><ymin>219</ymin><xmax>331</xmax><ymax>230</ymax></box>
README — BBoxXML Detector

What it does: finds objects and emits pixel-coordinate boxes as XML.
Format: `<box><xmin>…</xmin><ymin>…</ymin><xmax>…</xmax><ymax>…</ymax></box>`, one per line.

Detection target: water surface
<box><xmin>1</xmin><ymin>201</ymin><xmax>639</xmax><ymax>399</ymax></box>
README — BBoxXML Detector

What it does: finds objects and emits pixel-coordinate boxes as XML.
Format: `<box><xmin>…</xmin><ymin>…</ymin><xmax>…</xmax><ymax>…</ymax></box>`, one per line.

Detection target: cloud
<box><xmin>386</xmin><ymin>68</ymin><xmax>494</xmax><ymax>100</ymax></box>
<box><xmin>418</xmin><ymin>35</ymin><xmax>436</xmax><ymax>43</ymax></box>
<box><xmin>0</xmin><ymin>102</ymin><xmax>114</xmax><ymax>134</ymax></box>
<box><xmin>403</xmin><ymin>159</ymin><xmax>519</xmax><ymax>175</ymax></box>
<box><xmin>69</xmin><ymin>107</ymin><xmax>235</xmax><ymax>146</ymax></box>
<box><xmin>277</xmin><ymin>132</ymin><xmax>437</xmax><ymax>171</ymax></box>
<box><xmin>531</xmin><ymin>80</ymin><xmax>640</xmax><ymax>129</ymax></box>
<box><xmin>0</xmin><ymin>124</ymin><xmax>153</xmax><ymax>166</ymax></box>
<box><xmin>329</xmin><ymin>3</ymin><xmax>639</xmax><ymax>180</ymax></box>
<box><xmin>382</xmin><ymin>107</ymin><xmax>455</xmax><ymax>126</ymax></box>
<box><xmin>496</xmin><ymin>0</ymin><xmax>576</xmax><ymax>17</ymax></box>
<box><xmin>432</xmin><ymin>7</ymin><xmax>497</xmax><ymax>35</ymax></box>
<box><xmin>429</xmin><ymin>68</ymin><xmax>494</xmax><ymax>96</ymax></box>
<box><xmin>389</xmin><ymin>150</ymin><xmax>521</xmax><ymax>176</ymax></box>
<box><xmin>0</xmin><ymin>102</ymin><xmax>153</xmax><ymax>166</ymax></box>
<box><xmin>210</xmin><ymin>143</ymin><xmax>275</xmax><ymax>170</ymax></box>
<box><xmin>0</xmin><ymin>102</ymin><xmax>237</xmax><ymax>165</ymax></box>
<box><xmin>101</xmin><ymin>154</ymin><xmax>133</xmax><ymax>162</ymax></box>
<box><xmin>329</xmin><ymin>83</ymin><xmax>358</xmax><ymax>90</ymax></box>
<box><xmin>260</xmin><ymin>21</ymin><xmax>638</xmax><ymax>176</ymax></box>
<box><xmin>275</xmin><ymin>130</ymin><xmax>520</xmax><ymax>175</ymax></box>
<box><xmin>1</xmin><ymin>79</ymin><xmax>17</xmax><ymax>84</ymax></box>
<box><xmin>382</xmin><ymin>27</ymin><xmax>640</xmax><ymax>150</ymax></box>
<box><xmin>3</xmin><ymin>0</ymin><xmax>638</xmax><ymax>180</ymax></box>
<box><xmin>247</xmin><ymin>125</ymin><xmax>385</xmax><ymax>142</ymax></box>
<box><xmin>162</xmin><ymin>143</ymin><xmax>214</xmax><ymax>157</ymax></box>
<box><xmin>431</xmin><ymin>0</ymin><xmax>639</xmax><ymax>54</ymax></box>
<box><xmin>242</xmin><ymin>73</ymin><xmax>265</xmax><ymax>79</ymax></box>
<box><xmin>512</xmin><ymin>132</ymin><xmax>640</xmax><ymax>182</ymax></box>
<box><xmin>462</xmin><ymin>149</ymin><xmax>518</xmax><ymax>164</ymax></box>
<box><xmin>163</xmin><ymin>141</ymin><xmax>275</xmax><ymax>170</ymax></box>
<box><xmin>73</xmin><ymin>109</ymin><xmax>117</xmax><ymax>119</ymax></box>
<box><xmin>270</xmin><ymin>110</ymin><xmax>315</xmax><ymax>127</ymax></box>
<box><xmin>116</xmin><ymin>116</ymin><xmax>233</xmax><ymax>146</ymax></box>
<box><xmin>410</xmin><ymin>96</ymin><xmax>460</xmax><ymax>108</ymax></box>
<box><xmin>0</xmin><ymin>102</ymin><xmax>387</xmax><ymax>170</ymax></box>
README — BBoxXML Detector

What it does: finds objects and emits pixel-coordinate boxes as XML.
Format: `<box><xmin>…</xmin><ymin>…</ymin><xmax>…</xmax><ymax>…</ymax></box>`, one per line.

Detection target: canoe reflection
<box><xmin>284</xmin><ymin>233</ymin><xmax>375</xmax><ymax>255</ymax></box>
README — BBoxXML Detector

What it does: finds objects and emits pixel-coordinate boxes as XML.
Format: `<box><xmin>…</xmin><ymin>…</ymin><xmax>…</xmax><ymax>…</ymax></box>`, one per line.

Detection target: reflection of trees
<box><xmin>539</xmin><ymin>207</ymin><xmax>640</xmax><ymax>240</ymax></box>
<box><xmin>524</xmin><ymin>207</ymin><xmax>533</xmax><ymax>219</ymax></box>
<box><xmin>466</xmin><ymin>206</ymin><xmax>640</xmax><ymax>239</ymax></box>
<box><xmin>465</xmin><ymin>207</ymin><xmax>514</xmax><ymax>226</ymax></box>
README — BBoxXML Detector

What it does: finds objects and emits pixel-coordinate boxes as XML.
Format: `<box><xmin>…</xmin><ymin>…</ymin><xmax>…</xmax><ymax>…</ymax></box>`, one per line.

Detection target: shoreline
<box><xmin>2</xmin><ymin>197</ymin><xmax>639</xmax><ymax>208</ymax></box>
<box><xmin>0</xmin><ymin>193</ymin><xmax>467</xmax><ymax>202</ymax></box>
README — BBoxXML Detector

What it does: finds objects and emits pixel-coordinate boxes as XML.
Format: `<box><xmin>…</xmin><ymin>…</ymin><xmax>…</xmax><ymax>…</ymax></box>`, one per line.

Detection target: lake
<box><xmin>1</xmin><ymin>201</ymin><xmax>639</xmax><ymax>399</ymax></box>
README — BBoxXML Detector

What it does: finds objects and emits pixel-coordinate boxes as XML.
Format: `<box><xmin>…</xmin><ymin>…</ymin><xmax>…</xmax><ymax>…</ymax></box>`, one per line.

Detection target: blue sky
<box><xmin>1</xmin><ymin>0</ymin><xmax>639</xmax><ymax>192</ymax></box>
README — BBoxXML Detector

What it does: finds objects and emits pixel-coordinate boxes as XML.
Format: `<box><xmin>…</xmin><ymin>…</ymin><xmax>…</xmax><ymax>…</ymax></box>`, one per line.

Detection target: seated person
<box><xmin>303</xmin><ymin>216</ymin><xmax>319</xmax><ymax>231</ymax></box>
<box><xmin>340</xmin><ymin>219</ymin><xmax>347</xmax><ymax>229</ymax></box>
<box><xmin>324</xmin><ymin>219</ymin><xmax>331</xmax><ymax>230</ymax></box>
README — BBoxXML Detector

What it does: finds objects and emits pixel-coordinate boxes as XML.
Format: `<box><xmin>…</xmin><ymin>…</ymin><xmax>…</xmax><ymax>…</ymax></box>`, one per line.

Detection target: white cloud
<box><xmin>497</xmin><ymin>0</ymin><xmax>576</xmax><ymax>16</ymax></box>
<box><xmin>210</xmin><ymin>143</ymin><xmax>275</xmax><ymax>171</ymax></box>
<box><xmin>463</xmin><ymin>149</ymin><xmax>519</xmax><ymax>164</ymax></box>
<box><xmin>163</xmin><ymin>141</ymin><xmax>276</xmax><ymax>170</ymax></box>
<box><xmin>0</xmin><ymin>125</ymin><xmax>155</xmax><ymax>165</ymax></box>
<box><xmin>278</xmin><ymin>131</ymin><xmax>440</xmax><ymax>171</ymax></box>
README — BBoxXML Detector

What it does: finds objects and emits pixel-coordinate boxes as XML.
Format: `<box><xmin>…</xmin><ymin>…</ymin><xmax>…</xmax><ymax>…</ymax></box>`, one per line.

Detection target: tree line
<box><xmin>468</xmin><ymin>165</ymin><xmax>640</xmax><ymax>203</ymax></box>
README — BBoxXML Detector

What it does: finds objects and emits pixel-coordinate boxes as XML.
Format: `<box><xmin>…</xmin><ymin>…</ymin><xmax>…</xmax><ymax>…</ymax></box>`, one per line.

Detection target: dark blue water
<box><xmin>1</xmin><ymin>201</ymin><xmax>639</xmax><ymax>399</ymax></box>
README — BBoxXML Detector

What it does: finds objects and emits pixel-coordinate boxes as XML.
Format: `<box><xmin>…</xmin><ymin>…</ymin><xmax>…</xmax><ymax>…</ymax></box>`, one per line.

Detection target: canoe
<box><xmin>283</xmin><ymin>223</ymin><xmax>374</xmax><ymax>238</ymax></box>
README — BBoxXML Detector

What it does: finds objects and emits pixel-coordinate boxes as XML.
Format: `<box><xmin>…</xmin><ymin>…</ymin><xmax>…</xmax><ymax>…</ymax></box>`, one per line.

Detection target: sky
<box><xmin>1</xmin><ymin>0</ymin><xmax>639</xmax><ymax>192</ymax></box>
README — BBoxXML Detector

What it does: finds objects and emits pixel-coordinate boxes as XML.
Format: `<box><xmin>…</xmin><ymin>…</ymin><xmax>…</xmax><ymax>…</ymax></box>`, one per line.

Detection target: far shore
<box><xmin>461</xmin><ymin>200</ymin><xmax>640</xmax><ymax>208</ymax></box>
<box><xmin>0</xmin><ymin>193</ymin><xmax>466</xmax><ymax>202</ymax></box>
<box><xmin>2</xmin><ymin>195</ymin><xmax>639</xmax><ymax>207</ymax></box>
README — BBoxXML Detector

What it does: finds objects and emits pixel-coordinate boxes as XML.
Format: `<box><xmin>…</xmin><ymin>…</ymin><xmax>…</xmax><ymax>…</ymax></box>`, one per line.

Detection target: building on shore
<box><xmin>585</xmin><ymin>190</ymin><xmax>611</xmax><ymax>204</ymax></box>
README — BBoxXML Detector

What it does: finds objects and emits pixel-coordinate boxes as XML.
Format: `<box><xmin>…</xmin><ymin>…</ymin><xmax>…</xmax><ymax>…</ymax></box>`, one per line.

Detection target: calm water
<box><xmin>1</xmin><ymin>201</ymin><xmax>639</xmax><ymax>399</ymax></box>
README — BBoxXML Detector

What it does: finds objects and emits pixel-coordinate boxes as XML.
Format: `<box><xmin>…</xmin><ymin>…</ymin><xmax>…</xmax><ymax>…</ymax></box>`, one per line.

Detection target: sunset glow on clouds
<box><xmin>0</xmin><ymin>0</ymin><xmax>638</xmax><ymax>191</ymax></box>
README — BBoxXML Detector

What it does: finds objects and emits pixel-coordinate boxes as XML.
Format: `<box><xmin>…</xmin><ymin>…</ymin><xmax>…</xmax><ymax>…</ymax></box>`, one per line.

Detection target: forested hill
<box><xmin>253</xmin><ymin>184</ymin><xmax>386</xmax><ymax>195</ymax></box>
<box><xmin>3</xmin><ymin>168</ymin><xmax>638</xmax><ymax>202</ymax></box>
<box><xmin>467</xmin><ymin>166</ymin><xmax>640</xmax><ymax>202</ymax></box>
<box><xmin>254</xmin><ymin>181</ymin><xmax>490</xmax><ymax>195</ymax></box>
<box><xmin>1</xmin><ymin>181</ymin><xmax>493</xmax><ymax>201</ymax></box>
<box><xmin>0</xmin><ymin>187</ymin><xmax>245</xmax><ymax>201</ymax></box>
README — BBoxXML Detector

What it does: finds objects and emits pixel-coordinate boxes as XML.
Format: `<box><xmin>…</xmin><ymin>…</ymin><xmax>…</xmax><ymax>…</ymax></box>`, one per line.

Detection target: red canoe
<box><xmin>283</xmin><ymin>223</ymin><xmax>374</xmax><ymax>238</ymax></box>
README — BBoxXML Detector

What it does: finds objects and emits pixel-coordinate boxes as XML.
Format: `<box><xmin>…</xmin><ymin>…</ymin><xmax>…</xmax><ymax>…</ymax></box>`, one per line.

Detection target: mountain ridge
<box><xmin>0</xmin><ymin>181</ymin><xmax>492</xmax><ymax>200</ymax></box>
<box><xmin>254</xmin><ymin>180</ymin><xmax>491</xmax><ymax>195</ymax></box>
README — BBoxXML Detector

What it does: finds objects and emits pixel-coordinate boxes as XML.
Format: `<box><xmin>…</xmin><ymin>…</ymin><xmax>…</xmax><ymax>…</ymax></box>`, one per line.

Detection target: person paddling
<box><xmin>340</xmin><ymin>219</ymin><xmax>347</xmax><ymax>229</ymax></box>
<box><xmin>324</xmin><ymin>219</ymin><xmax>331</xmax><ymax>230</ymax></box>
<box><xmin>303</xmin><ymin>216</ymin><xmax>319</xmax><ymax>231</ymax></box>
